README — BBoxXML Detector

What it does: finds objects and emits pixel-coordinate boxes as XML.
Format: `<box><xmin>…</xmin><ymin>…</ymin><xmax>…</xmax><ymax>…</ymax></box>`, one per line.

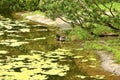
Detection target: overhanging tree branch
<box><xmin>93</xmin><ymin>1</ymin><xmax>111</xmax><ymax>17</ymax></box>
<box><xmin>58</xmin><ymin>17</ymin><xmax>83</xmax><ymax>28</ymax></box>
<box><xmin>106</xmin><ymin>23</ymin><xmax>120</xmax><ymax>30</ymax></box>
<box><xmin>102</xmin><ymin>2</ymin><xmax>115</xmax><ymax>17</ymax></box>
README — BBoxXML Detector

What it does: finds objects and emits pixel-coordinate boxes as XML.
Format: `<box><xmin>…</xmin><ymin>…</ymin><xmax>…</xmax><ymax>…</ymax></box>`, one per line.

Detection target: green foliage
<box><xmin>0</xmin><ymin>0</ymin><xmax>40</xmax><ymax>13</ymax></box>
<box><xmin>68</xmin><ymin>26</ymin><xmax>90</xmax><ymax>40</ymax></box>
<box><xmin>84</xmin><ymin>39</ymin><xmax>120</xmax><ymax>63</ymax></box>
<box><xmin>32</xmin><ymin>10</ymin><xmax>45</xmax><ymax>15</ymax></box>
<box><xmin>40</xmin><ymin>0</ymin><xmax>120</xmax><ymax>33</ymax></box>
<box><xmin>83</xmin><ymin>41</ymin><xmax>104</xmax><ymax>50</ymax></box>
<box><xmin>104</xmin><ymin>45</ymin><xmax>120</xmax><ymax>62</ymax></box>
<box><xmin>92</xmin><ymin>24</ymin><xmax>113</xmax><ymax>35</ymax></box>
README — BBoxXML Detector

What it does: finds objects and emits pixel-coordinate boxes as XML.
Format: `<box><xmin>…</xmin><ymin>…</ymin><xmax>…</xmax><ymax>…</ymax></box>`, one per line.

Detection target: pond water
<box><xmin>0</xmin><ymin>15</ymin><xmax>120</xmax><ymax>80</ymax></box>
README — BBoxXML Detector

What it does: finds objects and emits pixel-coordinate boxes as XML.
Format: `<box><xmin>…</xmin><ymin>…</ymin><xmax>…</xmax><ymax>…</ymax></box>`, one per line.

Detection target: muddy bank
<box><xmin>96</xmin><ymin>51</ymin><xmax>120</xmax><ymax>76</ymax></box>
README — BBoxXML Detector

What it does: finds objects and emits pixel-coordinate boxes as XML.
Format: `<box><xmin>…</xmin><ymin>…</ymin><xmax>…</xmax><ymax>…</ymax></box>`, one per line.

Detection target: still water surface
<box><xmin>0</xmin><ymin>15</ymin><xmax>120</xmax><ymax>80</ymax></box>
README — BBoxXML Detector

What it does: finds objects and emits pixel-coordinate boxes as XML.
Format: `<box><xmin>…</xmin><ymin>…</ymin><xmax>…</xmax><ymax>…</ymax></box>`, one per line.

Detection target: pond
<box><xmin>0</xmin><ymin>15</ymin><xmax>120</xmax><ymax>80</ymax></box>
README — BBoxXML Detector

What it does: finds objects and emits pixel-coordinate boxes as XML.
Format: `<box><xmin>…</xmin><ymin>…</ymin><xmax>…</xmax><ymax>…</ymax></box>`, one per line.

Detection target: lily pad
<box><xmin>75</xmin><ymin>48</ymin><xmax>84</xmax><ymax>51</ymax></box>
<box><xmin>9</xmin><ymin>42</ymin><xmax>29</xmax><ymax>47</ymax></box>
<box><xmin>76</xmin><ymin>75</ymin><xmax>87</xmax><ymax>79</ymax></box>
<box><xmin>20</xmin><ymin>28</ymin><xmax>30</xmax><ymax>32</ymax></box>
<box><xmin>32</xmin><ymin>37</ymin><xmax>46</xmax><ymax>41</ymax></box>
<box><xmin>30</xmin><ymin>75</ymin><xmax>47</xmax><ymax>80</ymax></box>
<box><xmin>0</xmin><ymin>32</ymin><xmax>4</xmax><ymax>36</ymax></box>
<box><xmin>4</xmin><ymin>25</ymin><xmax>13</xmax><ymax>29</ymax></box>
<box><xmin>5</xmin><ymin>30</ymin><xmax>19</xmax><ymax>33</ymax></box>
<box><xmin>0</xmin><ymin>50</ymin><xmax>8</xmax><ymax>54</ymax></box>
<box><xmin>81</xmin><ymin>59</ymin><xmax>88</xmax><ymax>62</ymax></box>
<box><xmin>95</xmin><ymin>75</ymin><xmax>105</xmax><ymax>79</ymax></box>
<box><xmin>30</xmin><ymin>50</ymin><xmax>45</xmax><ymax>54</ymax></box>
<box><xmin>89</xmin><ymin>57</ymin><xmax>97</xmax><ymax>61</ymax></box>
<box><xmin>89</xmin><ymin>65</ymin><xmax>96</xmax><ymax>68</ymax></box>
<box><xmin>73</xmin><ymin>56</ymin><xmax>84</xmax><ymax>59</ymax></box>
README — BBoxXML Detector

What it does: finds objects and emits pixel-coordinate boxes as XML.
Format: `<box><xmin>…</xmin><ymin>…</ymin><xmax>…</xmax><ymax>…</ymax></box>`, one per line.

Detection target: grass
<box><xmin>68</xmin><ymin>26</ymin><xmax>90</xmax><ymax>40</ymax></box>
<box><xmin>92</xmin><ymin>24</ymin><xmax>113</xmax><ymax>35</ymax></box>
<box><xmin>83</xmin><ymin>38</ymin><xmax>120</xmax><ymax>63</ymax></box>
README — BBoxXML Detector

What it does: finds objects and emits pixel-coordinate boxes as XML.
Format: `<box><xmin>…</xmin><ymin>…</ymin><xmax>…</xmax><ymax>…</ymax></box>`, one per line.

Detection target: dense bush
<box><xmin>0</xmin><ymin>0</ymin><xmax>40</xmax><ymax>13</ymax></box>
<box><xmin>40</xmin><ymin>0</ymin><xmax>120</xmax><ymax>33</ymax></box>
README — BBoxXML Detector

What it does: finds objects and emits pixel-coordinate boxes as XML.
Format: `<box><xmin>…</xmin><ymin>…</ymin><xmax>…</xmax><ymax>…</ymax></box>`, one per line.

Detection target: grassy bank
<box><xmin>83</xmin><ymin>38</ymin><xmax>120</xmax><ymax>63</ymax></box>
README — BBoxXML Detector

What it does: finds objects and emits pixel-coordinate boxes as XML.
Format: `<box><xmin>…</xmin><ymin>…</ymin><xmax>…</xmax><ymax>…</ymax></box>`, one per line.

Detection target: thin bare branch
<box><xmin>109</xmin><ymin>2</ymin><xmax>115</xmax><ymax>17</ymax></box>
<box><xmin>93</xmin><ymin>1</ymin><xmax>111</xmax><ymax>17</ymax></box>
<box><xmin>102</xmin><ymin>2</ymin><xmax>115</xmax><ymax>17</ymax></box>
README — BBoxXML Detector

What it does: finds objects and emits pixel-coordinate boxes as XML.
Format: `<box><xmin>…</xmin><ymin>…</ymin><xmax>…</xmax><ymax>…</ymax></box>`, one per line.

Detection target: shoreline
<box><xmin>96</xmin><ymin>51</ymin><xmax>120</xmax><ymax>76</ymax></box>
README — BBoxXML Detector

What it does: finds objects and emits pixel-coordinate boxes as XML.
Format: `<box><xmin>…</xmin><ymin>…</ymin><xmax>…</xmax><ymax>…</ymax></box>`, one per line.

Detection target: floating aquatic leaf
<box><xmin>32</xmin><ymin>37</ymin><xmax>46</xmax><ymax>41</ymax></box>
<box><xmin>0</xmin><ymin>64</ymin><xmax>12</xmax><ymax>69</ymax></box>
<box><xmin>95</xmin><ymin>75</ymin><xmax>105</xmax><ymax>79</ymax></box>
<box><xmin>30</xmin><ymin>75</ymin><xmax>47</xmax><ymax>80</ymax></box>
<box><xmin>5</xmin><ymin>30</ymin><xmax>19</xmax><ymax>33</ymax></box>
<box><xmin>4</xmin><ymin>25</ymin><xmax>12</xmax><ymax>29</ymax></box>
<box><xmin>57</xmin><ymin>48</ymin><xmax>71</xmax><ymax>52</ymax></box>
<box><xmin>73</xmin><ymin>56</ymin><xmax>84</xmax><ymax>59</ymax></box>
<box><xmin>0</xmin><ymin>32</ymin><xmax>4</xmax><ymax>36</ymax></box>
<box><xmin>20</xmin><ymin>68</ymin><xmax>28</xmax><ymax>72</ymax></box>
<box><xmin>0</xmin><ymin>42</ymin><xmax>9</xmax><ymax>45</ymax></box>
<box><xmin>20</xmin><ymin>28</ymin><xmax>30</xmax><ymax>32</ymax></box>
<box><xmin>9</xmin><ymin>42</ymin><xmax>29</xmax><ymax>47</ymax></box>
<box><xmin>30</xmin><ymin>50</ymin><xmax>45</xmax><ymax>54</ymax></box>
<box><xmin>1</xmin><ymin>39</ymin><xmax>18</xmax><ymax>43</ymax></box>
<box><xmin>75</xmin><ymin>48</ymin><xmax>84</xmax><ymax>51</ymax></box>
<box><xmin>41</xmin><ymin>68</ymin><xmax>66</xmax><ymax>76</ymax></box>
<box><xmin>8</xmin><ymin>34</ymin><xmax>21</xmax><ymax>37</ymax></box>
<box><xmin>76</xmin><ymin>75</ymin><xmax>87</xmax><ymax>79</ymax></box>
<box><xmin>58</xmin><ymin>72</ymin><xmax>67</xmax><ymax>76</ymax></box>
<box><xmin>0</xmin><ymin>50</ymin><xmax>8</xmax><ymax>54</ymax></box>
<box><xmin>89</xmin><ymin>57</ymin><xmax>97</xmax><ymax>61</ymax></box>
<box><xmin>89</xmin><ymin>65</ymin><xmax>96</xmax><ymax>68</ymax></box>
<box><xmin>81</xmin><ymin>59</ymin><xmax>88</xmax><ymax>62</ymax></box>
<box><xmin>0</xmin><ymin>17</ymin><xmax>72</xmax><ymax>80</ymax></box>
<box><xmin>36</xmin><ymin>29</ymin><xmax>48</xmax><ymax>32</ymax></box>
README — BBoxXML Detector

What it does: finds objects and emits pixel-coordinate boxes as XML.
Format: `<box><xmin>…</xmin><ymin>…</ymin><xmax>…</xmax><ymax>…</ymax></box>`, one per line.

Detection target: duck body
<box><xmin>56</xmin><ymin>34</ymin><xmax>66</xmax><ymax>42</ymax></box>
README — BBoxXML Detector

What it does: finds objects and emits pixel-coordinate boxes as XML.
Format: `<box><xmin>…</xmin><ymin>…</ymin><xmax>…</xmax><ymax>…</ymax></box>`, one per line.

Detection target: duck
<box><xmin>56</xmin><ymin>34</ymin><xmax>66</xmax><ymax>42</ymax></box>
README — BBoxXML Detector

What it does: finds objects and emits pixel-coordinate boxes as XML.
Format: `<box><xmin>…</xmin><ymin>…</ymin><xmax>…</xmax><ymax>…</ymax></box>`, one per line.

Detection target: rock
<box><xmin>96</xmin><ymin>51</ymin><xmax>120</xmax><ymax>76</ymax></box>
<box><xmin>14</xmin><ymin>12</ymin><xmax>72</xmax><ymax>31</ymax></box>
<box><xmin>26</xmin><ymin>14</ymin><xmax>54</xmax><ymax>25</ymax></box>
<box><xmin>54</xmin><ymin>18</ymin><xmax>72</xmax><ymax>30</ymax></box>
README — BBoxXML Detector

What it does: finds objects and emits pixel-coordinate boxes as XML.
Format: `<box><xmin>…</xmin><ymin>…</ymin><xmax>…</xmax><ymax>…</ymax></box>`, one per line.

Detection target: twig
<box><xmin>102</xmin><ymin>2</ymin><xmax>115</xmax><ymax>17</ymax></box>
